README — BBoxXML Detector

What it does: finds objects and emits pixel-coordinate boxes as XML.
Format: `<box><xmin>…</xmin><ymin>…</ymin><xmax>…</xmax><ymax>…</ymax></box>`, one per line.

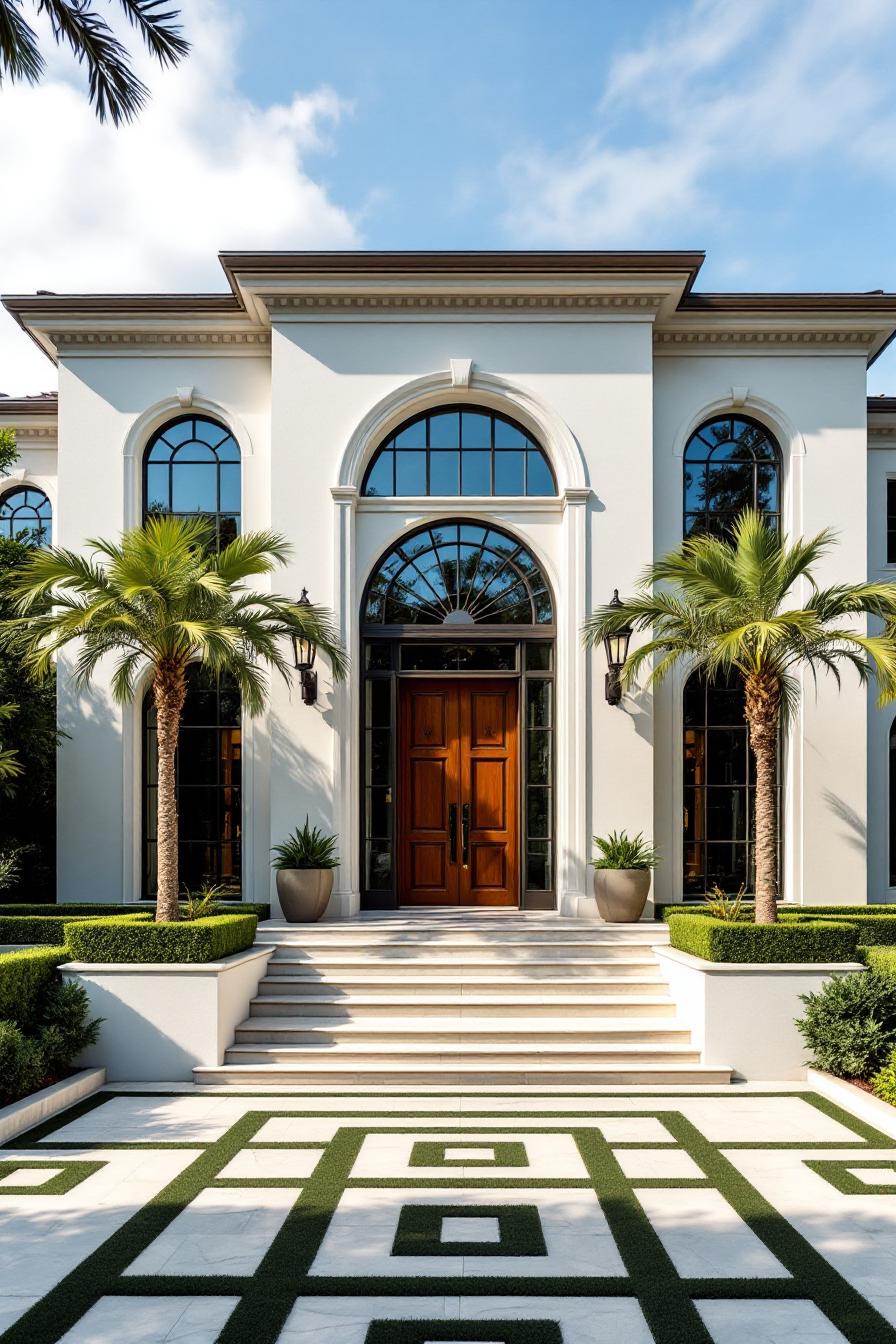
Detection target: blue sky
<box><xmin>2</xmin><ymin>0</ymin><xmax>896</xmax><ymax>392</ymax></box>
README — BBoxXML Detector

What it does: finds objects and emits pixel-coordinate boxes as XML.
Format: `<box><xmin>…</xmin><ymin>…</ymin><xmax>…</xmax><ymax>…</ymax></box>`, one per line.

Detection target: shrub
<box><xmin>0</xmin><ymin>945</ymin><xmax>68</xmax><ymax>1027</ymax></box>
<box><xmin>779</xmin><ymin>912</ymin><xmax>896</xmax><ymax>947</ymax></box>
<box><xmin>860</xmin><ymin>945</ymin><xmax>896</xmax><ymax>986</ymax></box>
<box><xmin>0</xmin><ymin>1020</ymin><xmax>46</xmax><ymax>1104</ymax></box>
<box><xmin>796</xmin><ymin>972</ymin><xmax>896</xmax><ymax>1079</ymax></box>
<box><xmin>36</xmin><ymin>980</ymin><xmax>102</xmax><ymax>1075</ymax></box>
<box><xmin>0</xmin><ymin>911</ymin><xmax>153</xmax><ymax>945</ymax></box>
<box><xmin>0</xmin><ymin>901</ymin><xmax>270</xmax><ymax>919</ymax></box>
<box><xmin>591</xmin><ymin>830</ymin><xmax>659</xmax><ymax>870</ymax></box>
<box><xmin>872</xmin><ymin>1049</ymin><xmax>896</xmax><ymax>1105</ymax></box>
<box><xmin>64</xmin><ymin>913</ymin><xmax>258</xmax><ymax>964</ymax></box>
<box><xmin>272</xmin><ymin>819</ymin><xmax>339</xmax><ymax>870</ymax></box>
<box><xmin>667</xmin><ymin>913</ymin><xmax>859</xmax><ymax>963</ymax></box>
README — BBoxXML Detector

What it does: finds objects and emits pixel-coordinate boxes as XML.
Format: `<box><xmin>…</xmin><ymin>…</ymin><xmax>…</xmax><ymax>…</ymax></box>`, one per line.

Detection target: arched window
<box><xmin>143</xmin><ymin>414</ymin><xmax>241</xmax><ymax>547</ymax></box>
<box><xmin>143</xmin><ymin>667</ymin><xmax>241</xmax><ymax>897</ymax></box>
<box><xmin>363</xmin><ymin>521</ymin><xmax>554</xmax><ymax>626</ymax></box>
<box><xmin>361</xmin><ymin>406</ymin><xmax>556</xmax><ymax>498</ymax></box>
<box><xmin>683</xmin><ymin>415</ymin><xmax>780</xmax><ymax>538</ymax></box>
<box><xmin>0</xmin><ymin>485</ymin><xmax>51</xmax><ymax>546</ymax></box>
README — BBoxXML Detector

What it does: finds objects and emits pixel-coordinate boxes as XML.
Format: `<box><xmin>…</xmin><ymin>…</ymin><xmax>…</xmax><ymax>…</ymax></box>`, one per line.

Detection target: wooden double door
<box><xmin>398</xmin><ymin>679</ymin><xmax>519</xmax><ymax>906</ymax></box>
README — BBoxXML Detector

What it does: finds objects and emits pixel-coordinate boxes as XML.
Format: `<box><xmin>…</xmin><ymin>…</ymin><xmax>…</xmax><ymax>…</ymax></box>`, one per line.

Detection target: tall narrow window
<box><xmin>0</xmin><ymin>485</ymin><xmax>51</xmax><ymax>546</ymax></box>
<box><xmin>144</xmin><ymin>667</ymin><xmax>241</xmax><ymax>897</ymax></box>
<box><xmin>362</xmin><ymin>406</ymin><xmax>556</xmax><ymax>498</ymax></box>
<box><xmin>682</xmin><ymin>415</ymin><xmax>782</xmax><ymax>894</ymax></box>
<box><xmin>143</xmin><ymin>414</ymin><xmax>241</xmax><ymax>547</ymax></box>
<box><xmin>887</xmin><ymin>480</ymin><xmax>896</xmax><ymax>565</ymax></box>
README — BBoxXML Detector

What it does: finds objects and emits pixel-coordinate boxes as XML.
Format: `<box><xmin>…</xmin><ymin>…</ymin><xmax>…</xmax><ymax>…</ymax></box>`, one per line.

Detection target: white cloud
<box><xmin>499</xmin><ymin>0</ymin><xmax>896</xmax><ymax>248</ymax></box>
<box><xmin>0</xmin><ymin>0</ymin><xmax>360</xmax><ymax>394</ymax></box>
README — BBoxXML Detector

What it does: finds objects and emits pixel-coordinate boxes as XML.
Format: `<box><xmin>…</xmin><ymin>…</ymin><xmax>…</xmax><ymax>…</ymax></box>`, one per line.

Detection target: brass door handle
<box><xmin>462</xmin><ymin>802</ymin><xmax>470</xmax><ymax>867</ymax></box>
<box><xmin>448</xmin><ymin>803</ymin><xmax>457</xmax><ymax>863</ymax></box>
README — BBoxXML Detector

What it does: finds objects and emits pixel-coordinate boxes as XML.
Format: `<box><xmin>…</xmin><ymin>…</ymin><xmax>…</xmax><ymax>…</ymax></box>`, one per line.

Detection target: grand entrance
<box><xmin>360</xmin><ymin>520</ymin><xmax>556</xmax><ymax>912</ymax></box>
<box><xmin>398</xmin><ymin>679</ymin><xmax>519</xmax><ymax>906</ymax></box>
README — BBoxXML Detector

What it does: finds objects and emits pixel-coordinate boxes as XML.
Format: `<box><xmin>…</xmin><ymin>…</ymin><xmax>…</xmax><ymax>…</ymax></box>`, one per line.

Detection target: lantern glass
<box><xmin>292</xmin><ymin>589</ymin><xmax>318</xmax><ymax>671</ymax></box>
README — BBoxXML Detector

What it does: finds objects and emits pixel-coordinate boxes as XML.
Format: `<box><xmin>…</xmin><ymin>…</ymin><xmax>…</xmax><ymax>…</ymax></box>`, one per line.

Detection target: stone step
<box><xmin>266</xmin><ymin>946</ymin><xmax>664</xmax><ymax>966</ymax></box>
<box><xmin>249</xmin><ymin>993</ymin><xmax>676</xmax><ymax>1018</ymax></box>
<box><xmin>234</xmin><ymin>1015</ymin><xmax>688</xmax><ymax>1044</ymax></box>
<box><xmin>256</xmin><ymin>974</ymin><xmax>666</xmax><ymax>997</ymax></box>
<box><xmin>258</xmin><ymin>929</ymin><xmax>666</xmax><ymax>949</ymax></box>
<box><xmin>223</xmin><ymin>1040</ymin><xmax>702</xmax><ymax>1067</ymax></box>
<box><xmin>195</xmin><ymin>1060</ymin><xmax>732</xmax><ymax>1086</ymax></box>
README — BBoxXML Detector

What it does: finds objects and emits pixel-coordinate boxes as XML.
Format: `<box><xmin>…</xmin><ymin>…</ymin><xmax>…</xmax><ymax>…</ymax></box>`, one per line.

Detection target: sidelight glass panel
<box><xmin>525</xmin><ymin>676</ymin><xmax>554</xmax><ymax>893</ymax></box>
<box><xmin>363</xmin><ymin>659</ymin><xmax>394</xmax><ymax>899</ymax></box>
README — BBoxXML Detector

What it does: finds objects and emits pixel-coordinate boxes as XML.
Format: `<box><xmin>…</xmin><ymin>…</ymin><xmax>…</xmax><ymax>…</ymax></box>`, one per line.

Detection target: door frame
<box><xmin>359</xmin><ymin>634</ymin><xmax>555</xmax><ymax>911</ymax></box>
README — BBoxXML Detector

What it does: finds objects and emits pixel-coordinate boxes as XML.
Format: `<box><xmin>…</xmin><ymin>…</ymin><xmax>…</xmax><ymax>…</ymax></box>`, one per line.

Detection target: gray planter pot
<box><xmin>276</xmin><ymin>868</ymin><xmax>334</xmax><ymax>923</ymax></box>
<box><xmin>593</xmin><ymin>868</ymin><xmax>652</xmax><ymax>923</ymax></box>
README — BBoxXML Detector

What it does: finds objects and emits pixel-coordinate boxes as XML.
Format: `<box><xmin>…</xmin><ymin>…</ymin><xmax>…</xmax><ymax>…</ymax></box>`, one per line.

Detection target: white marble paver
<box><xmin>42</xmin><ymin>1096</ymin><xmax>250</xmax><ymax>1145</ymax></box>
<box><xmin>58</xmin><ymin>1295</ymin><xmax>240</xmax><ymax>1343</ymax></box>
<box><xmin>679</xmin><ymin>1096</ymin><xmax>860</xmax><ymax>1144</ymax></box>
<box><xmin>695</xmin><ymin>1298</ymin><xmax>848</xmax><ymax>1343</ymax></box>
<box><xmin>217</xmin><ymin>1148</ymin><xmax>324</xmax><ymax>1180</ymax></box>
<box><xmin>351</xmin><ymin>1131</ymin><xmax>588</xmax><ymax>1180</ymax></box>
<box><xmin>310</xmin><ymin>1186</ymin><xmax>625</xmax><ymax>1278</ymax></box>
<box><xmin>613</xmin><ymin>1148</ymin><xmax>704</xmax><ymax>1180</ymax></box>
<box><xmin>846</xmin><ymin>1167</ymin><xmax>896</xmax><ymax>1186</ymax></box>
<box><xmin>279</xmin><ymin>1295</ymin><xmax>654</xmax><ymax>1343</ymax></box>
<box><xmin>441</xmin><ymin>1216</ymin><xmax>502</xmax><ymax>1243</ymax></box>
<box><xmin>124</xmin><ymin>1186</ymin><xmax>297</xmax><ymax>1277</ymax></box>
<box><xmin>0</xmin><ymin>1167</ymin><xmax>64</xmax><ymax>1187</ymax></box>
<box><xmin>635</xmin><ymin>1187</ymin><xmax>790</xmax><ymax>1278</ymax></box>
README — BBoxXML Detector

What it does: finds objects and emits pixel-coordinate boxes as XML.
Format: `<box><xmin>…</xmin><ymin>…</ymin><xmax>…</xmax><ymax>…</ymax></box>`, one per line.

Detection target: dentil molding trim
<box><xmin>51</xmin><ymin>331</ymin><xmax>271</xmax><ymax>351</ymax></box>
<box><xmin>263</xmin><ymin>293</ymin><xmax>667</xmax><ymax>313</ymax></box>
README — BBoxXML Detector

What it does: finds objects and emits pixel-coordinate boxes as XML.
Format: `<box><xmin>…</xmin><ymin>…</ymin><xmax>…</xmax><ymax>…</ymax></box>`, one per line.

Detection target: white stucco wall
<box><xmin>867</xmin><ymin>440</ymin><xmax>896</xmax><ymax>903</ymax></box>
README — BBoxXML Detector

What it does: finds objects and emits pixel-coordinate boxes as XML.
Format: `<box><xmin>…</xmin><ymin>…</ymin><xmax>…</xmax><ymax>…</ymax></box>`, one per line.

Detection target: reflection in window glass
<box><xmin>361</xmin><ymin>406</ymin><xmax>557</xmax><ymax>498</ymax></box>
<box><xmin>0</xmin><ymin>486</ymin><xmax>52</xmax><ymax>546</ymax></box>
<box><xmin>682</xmin><ymin>415</ymin><xmax>780</xmax><ymax>539</ymax></box>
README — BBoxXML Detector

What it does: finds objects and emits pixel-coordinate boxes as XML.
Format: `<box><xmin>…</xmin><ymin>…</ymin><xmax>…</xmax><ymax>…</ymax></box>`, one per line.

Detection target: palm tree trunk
<box><xmin>153</xmin><ymin>663</ymin><xmax>187</xmax><ymax>923</ymax></box>
<box><xmin>744</xmin><ymin>670</ymin><xmax>781</xmax><ymax>925</ymax></box>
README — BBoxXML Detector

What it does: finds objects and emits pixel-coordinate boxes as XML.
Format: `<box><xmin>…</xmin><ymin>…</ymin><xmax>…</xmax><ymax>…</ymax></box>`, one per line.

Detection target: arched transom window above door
<box><xmin>361</xmin><ymin>406</ymin><xmax>557</xmax><ymax>498</ymax></box>
<box><xmin>143</xmin><ymin>415</ymin><xmax>241</xmax><ymax>547</ymax></box>
<box><xmin>683</xmin><ymin>415</ymin><xmax>780</xmax><ymax>538</ymax></box>
<box><xmin>363</xmin><ymin>522</ymin><xmax>554</xmax><ymax>627</ymax></box>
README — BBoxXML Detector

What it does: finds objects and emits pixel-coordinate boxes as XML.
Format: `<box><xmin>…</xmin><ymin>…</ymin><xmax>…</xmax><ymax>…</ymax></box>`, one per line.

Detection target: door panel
<box><xmin>398</xmin><ymin>678</ymin><xmax>518</xmax><ymax>907</ymax></box>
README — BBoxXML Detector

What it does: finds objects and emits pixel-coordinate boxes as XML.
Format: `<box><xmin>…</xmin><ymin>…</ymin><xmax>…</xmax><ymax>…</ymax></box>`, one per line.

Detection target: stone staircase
<box><xmin>193</xmin><ymin>912</ymin><xmax>730</xmax><ymax>1087</ymax></box>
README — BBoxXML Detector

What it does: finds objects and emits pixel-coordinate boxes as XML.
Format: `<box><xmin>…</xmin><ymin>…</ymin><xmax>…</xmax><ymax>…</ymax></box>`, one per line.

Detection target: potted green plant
<box><xmin>590</xmin><ymin>830</ymin><xmax>659</xmax><ymax>923</ymax></box>
<box><xmin>271</xmin><ymin>819</ymin><xmax>339</xmax><ymax>922</ymax></box>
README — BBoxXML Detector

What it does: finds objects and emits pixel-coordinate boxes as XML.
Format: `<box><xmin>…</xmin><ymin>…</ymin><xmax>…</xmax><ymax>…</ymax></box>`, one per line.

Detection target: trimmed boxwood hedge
<box><xmin>779</xmin><ymin>911</ymin><xmax>896</xmax><ymax>946</ymax></box>
<box><xmin>63</xmin><ymin>913</ymin><xmax>258</xmax><ymax>964</ymax></box>
<box><xmin>667</xmin><ymin>912</ymin><xmax>860</xmax><ymax>963</ymax></box>
<box><xmin>0</xmin><ymin>900</ymin><xmax>270</xmax><ymax>919</ymax></box>
<box><xmin>0</xmin><ymin>946</ymin><xmax>69</xmax><ymax>1027</ymax></box>
<box><xmin>861</xmin><ymin>945</ymin><xmax>896</xmax><ymax>985</ymax></box>
<box><xmin>0</xmin><ymin>911</ymin><xmax>153</xmax><ymax>946</ymax></box>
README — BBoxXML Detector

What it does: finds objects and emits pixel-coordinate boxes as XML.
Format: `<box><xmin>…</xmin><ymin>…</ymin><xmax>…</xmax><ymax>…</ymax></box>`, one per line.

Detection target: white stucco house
<box><xmin>3</xmin><ymin>249</ymin><xmax>896</xmax><ymax>919</ymax></box>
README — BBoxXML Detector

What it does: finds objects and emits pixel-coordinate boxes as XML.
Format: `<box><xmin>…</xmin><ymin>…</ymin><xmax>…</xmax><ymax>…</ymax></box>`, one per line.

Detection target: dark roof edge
<box><xmin>682</xmin><ymin>292</ymin><xmax>896</xmax><ymax>313</ymax></box>
<box><xmin>1</xmin><ymin>294</ymin><xmax>241</xmax><ymax>317</ymax></box>
<box><xmin>0</xmin><ymin>395</ymin><xmax>58</xmax><ymax>415</ymax></box>
<box><xmin>868</xmin><ymin>396</ymin><xmax>896</xmax><ymax>412</ymax></box>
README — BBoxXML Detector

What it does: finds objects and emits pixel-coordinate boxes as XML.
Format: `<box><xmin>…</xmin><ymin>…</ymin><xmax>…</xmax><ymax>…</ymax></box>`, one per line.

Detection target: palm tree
<box><xmin>6</xmin><ymin>516</ymin><xmax>347</xmax><ymax>922</ymax></box>
<box><xmin>583</xmin><ymin>511</ymin><xmax>896</xmax><ymax>924</ymax></box>
<box><xmin>0</xmin><ymin>0</ymin><xmax>189</xmax><ymax>124</ymax></box>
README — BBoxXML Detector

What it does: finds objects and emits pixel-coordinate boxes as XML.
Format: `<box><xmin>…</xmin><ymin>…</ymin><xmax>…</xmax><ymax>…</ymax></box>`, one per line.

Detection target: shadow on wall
<box><xmin>268</xmin><ymin>710</ymin><xmax>337</xmax><ymax>917</ymax></box>
<box><xmin>822</xmin><ymin>789</ymin><xmax>867</xmax><ymax>855</ymax></box>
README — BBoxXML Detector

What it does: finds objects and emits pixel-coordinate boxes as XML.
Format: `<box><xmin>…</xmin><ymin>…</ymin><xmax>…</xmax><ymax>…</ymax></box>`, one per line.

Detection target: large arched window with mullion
<box><xmin>681</xmin><ymin>414</ymin><xmax>783</xmax><ymax>896</ymax></box>
<box><xmin>143</xmin><ymin>414</ymin><xmax>241</xmax><ymax>547</ymax></box>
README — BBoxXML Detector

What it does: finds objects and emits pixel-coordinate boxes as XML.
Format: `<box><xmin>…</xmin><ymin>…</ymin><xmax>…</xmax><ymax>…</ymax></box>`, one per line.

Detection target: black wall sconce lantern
<box><xmin>603</xmin><ymin>589</ymin><xmax>632</xmax><ymax>706</ymax></box>
<box><xmin>291</xmin><ymin>588</ymin><xmax>318</xmax><ymax>706</ymax></box>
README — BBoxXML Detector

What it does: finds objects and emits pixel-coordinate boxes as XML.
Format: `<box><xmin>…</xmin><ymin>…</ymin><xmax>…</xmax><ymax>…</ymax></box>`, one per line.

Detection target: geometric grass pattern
<box><xmin>2</xmin><ymin>1089</ymin><xmax>896</xmax><ymax>1342</ymax></box>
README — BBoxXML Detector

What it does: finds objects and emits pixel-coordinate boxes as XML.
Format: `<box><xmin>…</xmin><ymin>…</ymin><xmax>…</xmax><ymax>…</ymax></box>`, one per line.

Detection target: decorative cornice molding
<box><xmin>11</xmin><ymin>426</ymin><xmax>56</xmax><ymax>444</ymax></box>
<box><xmin>50</xmin><ymin>330</ymin><xmax>270</xmax><ymax>351</ymax></box>
<box><xmin>655</xmin><ymin>329</ymin><xmax>878</xmax><ymax>349</ymax></box>
<box><xmin>263</xmin><ymin>292</ymin><xmax>667</xmax><ymax>314</ymax></box>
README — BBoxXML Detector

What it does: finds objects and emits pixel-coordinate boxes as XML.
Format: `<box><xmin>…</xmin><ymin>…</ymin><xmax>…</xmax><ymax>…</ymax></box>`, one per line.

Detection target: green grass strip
<box><xmin>5</xmin><ymin>1092</ymin><xmax>111</xmax><ymax>1148</ymax></box>
<box><xmin>0</xmin><ymin>1110</ymin><xmax>268</xmax><ymax>1344</ymax></box>
<box><xmin>663</xmin><ymin>1112</ymin><xmax>896</xmax><ymax>1343</ymax></box>
<box><xmin>216</xmin><ymin>1125</ymin><xmax>367</xmax><ymax>1344</ymax></box>
<box><xmin>573</xmin><ymin>1127</ymin><xmax>713</xmax><ymax>1344</ymax></box>
<box><xmin>365</xmin><ymin>1323</ymin><xmax>562</xmax><ymax>1343</ymax></box>
<box><xmin>0</xmin><ymin>1160</ymin><xmax>104</xmax><ymax>1196</ymax></box>
<box><xmin>801</xmin><ymin>1090</ymin><xmax>896</xmax><ymax>1145</ymax></box>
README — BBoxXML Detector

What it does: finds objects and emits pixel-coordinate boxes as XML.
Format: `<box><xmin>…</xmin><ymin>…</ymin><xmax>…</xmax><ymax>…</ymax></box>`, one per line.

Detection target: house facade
<box><xmin>3</xmin><ymin>250</ymin><xmax>896</xmax><ymax>917</ymax></box>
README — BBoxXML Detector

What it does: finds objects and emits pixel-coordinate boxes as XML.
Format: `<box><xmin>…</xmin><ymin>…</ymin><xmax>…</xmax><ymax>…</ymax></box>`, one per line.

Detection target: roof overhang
<box><xmin>0</xmin><ymin>394</ymin><xmax>59</xmax><ymax>446</ymax></box>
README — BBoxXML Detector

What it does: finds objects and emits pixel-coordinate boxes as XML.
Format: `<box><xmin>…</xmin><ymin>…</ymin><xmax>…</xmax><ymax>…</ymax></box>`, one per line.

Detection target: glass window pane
<box><xmin>494</xmin><ymin>451</ymin><xmax>524</xmax><ymax>495</ymax></box>
<box><xmin>193</xmin><ymin>418</ymin><xmax>228</xmax><ymax>446</ymax></box>
<box><xmin>527</xmin><ymin>842</ymin><xmax>550</xmax><ymax>891</ymax></box>
<box><xmin>394</xmin><ymin>419</ymin><xmax>426</xmax><ymax>448</ymax></box>
<box><xmin>365</xmin><ymin>642</ymin><xmax>392</xmax><ymax>671</ymax></box>
<box><xmin>526</xmin><ymin>679</ymin><xmax>551</xmax><ymax>728</ymax></box>
<box><xmin>365</xmin><ymin>451</ymin><xmax>394</xmax><ymax>497</ymax></box>
<box><xmin>528</xmin><ymin>730</ymin><xmax>551</xmax><ymax>784</ymax></box>
<box><xmin>219</xmin><ymin>516</ymin><xmax>239</xmax><ymax>548</ymax></box>
<box><xmin>145</xmin><ymin>464</ymin><xmax>170</xmax><ymax>513</ymax></box>
<box><xmin>527</xmin><ymin>788</ymin><xmax>551</xmax><ymax>838</ymax></box>
<box><xmin>706</xmin><ymin>788</ymin><xmax>748</xmax><ymax>841</ymax></box>
<box><xmin>706</xmin><ymin>728</ymin><xmax>747</xmax><ymax>785</ymax></box>
<box><xmin>366</xmin><ymin>728</ymin><xmax>391</xmax><ymax>785</ymax></box>
<box><xmin>461</xmin><ymin>411</ymin><xmax>491</xmax><ymax>447</ymax></box>
<box><xmin>219</xmin><ymin>463</ymin><xmax>240</xmax><ymax>513</ymax></box>
<box><xmin>366</xmin><ymin>678</ymin><xmax>392</xmax><ymax>727</ymax></box>
<box><xmin>526</xmin><ymin>451</ymin><xmax>554</xmax><ymax>496</ymax></box>
<box><xmin>525</xmin><ymin>642</ymin><xmax>552</xmax><ymax>671</ymax></box>
<box><xmin>366</xmin><ymin>840</ymin><xmax>392</xmax><ymax>889</ymax></box>
<box><xmin>494</xmin><ymin>419</ymin><xmax>527</xmax><ymax>449</ymax></box>
<box><xmin>368</xmin><ymin>787</ymin><xmax>392</xmax><ymax>838</ymax></box>
<box><xmin>177</xmin><ymin>730</ymin><xmax>220</xmax><ymax>786</ymax></box>
<box><xmin>706</xmin><ymin>462</ymin><xmax>754</xmax><ymax>515</ymax></box>
<box><xmin>395</xmin><ymin>451</ymin><xmax>427</xmax><ymax>495</ymax></box>
<box><xmin>428</xmin><ymin>412</ymin><xmax>460</xmax><ymax>448</ymax></box>
<box><xmin>461</xmin><ymin>451</ymin><xmax>491</xmax><ymax>495</ymax></box>
<box><xmin>216</xmin><ymin>435</ymin><xmax>240</xmax><ymax>462</ymax></box>
<box><xmin>174</xmin><ymin>441</ymin><xmax>217</xmax><ymax>463</ymax></box>
<box><xmin>159</xmin><ymin>420</ymin><xmax>194</xmax><ymax>448</ymax></box>
<box><xmin>171</xmin><ymin>462</ymin><xmax>217</xmax><ymax>514</ymax></box>
<box><xmin>430</xmin><ymin>451</ymin><xmax>459</xmax><ymax>494</ymax></box>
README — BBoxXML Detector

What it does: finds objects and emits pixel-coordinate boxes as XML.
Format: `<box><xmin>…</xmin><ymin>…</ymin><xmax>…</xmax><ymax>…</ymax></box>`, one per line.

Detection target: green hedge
<box><xmin>861</xmin><ymin>945</ymin><xmax>896</xmax><ymax>985</ymax></box>
<box><xmin>0</xmin><ymin>946</ymin><xmax>68</xmax><ymax>1027</ymax></box>
<box><xmin>0</xmin><ymin>911</ymin><xmax>153</xmax><ymax>946</ymax></box>
<box><xmin>779</xmin><ymin>912</ymin><xmax>896</xmax><ymax>946</ymax></box>
<box><xmin>64</xmin><ymin>913</ymin><xmax>258</xmax><ymax>964</ymax></box>
<box><xmin>0</xmin><ymin>901</ymin><xmax>270</xmax><ymax>919</ymax></box>
<box><xmin>667</xmin><ymin>913</ymin><xmax>860</xmax><ymax>963</ymax></box>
